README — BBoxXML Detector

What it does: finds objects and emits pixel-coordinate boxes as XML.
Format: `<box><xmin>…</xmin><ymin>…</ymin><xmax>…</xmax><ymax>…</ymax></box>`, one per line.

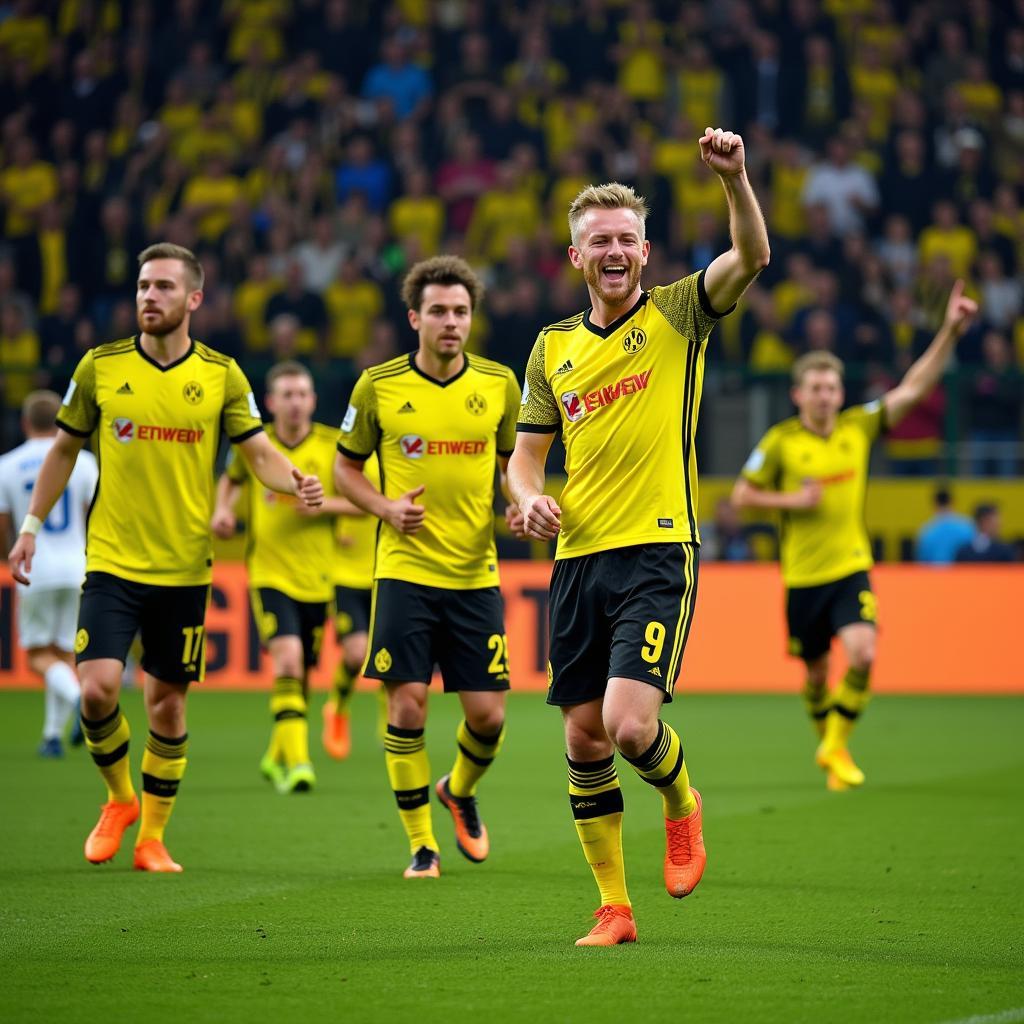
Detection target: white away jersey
<box><xmin>0</xmin><ymin>437</ymin><xmax>98</xmax><ymax>590</ymax></box>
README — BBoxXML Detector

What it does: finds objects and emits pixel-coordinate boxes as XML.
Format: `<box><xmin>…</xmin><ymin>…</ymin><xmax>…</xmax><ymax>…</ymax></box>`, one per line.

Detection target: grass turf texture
<box><xmin>1</xmin><ymin>691</ymin><xmax>1021</xmax><ymax>1024</ymax></box>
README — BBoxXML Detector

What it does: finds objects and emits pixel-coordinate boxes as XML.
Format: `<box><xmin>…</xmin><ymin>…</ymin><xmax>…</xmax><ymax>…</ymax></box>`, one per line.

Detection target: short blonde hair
<box><xmin>791</xmin><ymin>351</ymin><xmax>845</xmax><ymax>386</ymax></box>
<box><xmin>138</xmin><ymin>242</ymin><xmax>204</xmax><ymax>291</ymax></box>
<box><xmin>568</xmin><ymin>182</ymin><xmax>650</xmax><ymax>248</ymax></box>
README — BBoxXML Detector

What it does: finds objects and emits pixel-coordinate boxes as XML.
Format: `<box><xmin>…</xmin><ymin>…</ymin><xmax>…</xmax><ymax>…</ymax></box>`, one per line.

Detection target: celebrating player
<box><xmin>212</xmin><ymin>360</ymin><xmax>350</xmax><ymax>794</ymax></box>
<box><xmin>322</xmin><ymin>450</ymin><xmax>384</xmax><ymax>761</ymax></box>
<box><xmin>336</xmin><ymin>255</ymin><xmax>524</xmax><ymax>880</ymax></box>
<box><xmin>0</xmin><ymin>391</ymin><xmax>97</xmax><ymax>757</ymax></box>
<box><xmin>509</xmin><ymin>128</ymin><xmax>770</xmax><ymax>946</ymax></box>
<box><xmin>7</xmin><ymin>243</ymin><xmax>323</xmax><ymax>872</ymax></box>
<box><xmin>731</xmin><ymin>281</ymin><xmax>978</xmax><ymax>791</ymax></box>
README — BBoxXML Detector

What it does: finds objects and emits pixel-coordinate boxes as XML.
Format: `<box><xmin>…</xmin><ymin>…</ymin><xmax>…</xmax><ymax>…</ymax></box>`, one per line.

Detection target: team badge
<box><xmin>374</xmin><ymin>648</ymin><xmax>393</xmax><ymax>673</ymax></box>
<box><xmin>400</xmin><ymin>434</ymin><xmax>425</xmax><ymax>459</ymax></box>
<box><xmin>183</xmin><ymin>381</ymin><xmax>204</xmax><ymax>405</ymax></box>
<box><xmin>560</xmin><ymin>391</ymin><xmax>584</xmax><ymax>422</ymax></box>
<box><xmin>75</xmin><ymin>629</ymin><xmax>89</xmax><ymax>654</ymax></box>
<box><xmin>622</xmin><ymin>326</ymin><xmax>647</xmax><ymax>353</ymax></box>
<box><xmin>260</xmin><ymin>611</ymin><xmax>278</xmax><ymax>640</ymax></box>
<box><xmin>112</xmin><ymin>417</ymin><xmax>134</xmax><ymax>443</ymax></box>
<box><xmin>465</xmin><ymin>392</ymin><xmax>487</xmax><ymax>415</ymax></box>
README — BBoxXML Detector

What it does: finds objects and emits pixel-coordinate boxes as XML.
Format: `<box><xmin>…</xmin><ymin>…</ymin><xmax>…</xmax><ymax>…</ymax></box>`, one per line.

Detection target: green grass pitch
<box><xmin>1</xmin><ymin>689</ymin><xmax>1022</xmax><ymax>1024</ymax></box>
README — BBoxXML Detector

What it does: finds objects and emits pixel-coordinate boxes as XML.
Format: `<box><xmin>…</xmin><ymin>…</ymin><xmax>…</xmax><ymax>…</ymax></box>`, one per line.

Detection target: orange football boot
<box><xmin>435</xmin><ymin>774</ymin><xmax>488</xmax><ymax>862</ymax></box>
<box><xmin>133</xmin><ymin>839</ymin><xmax>183</xmax><ymax>873</ymax></box>
<box><xmin>321</xmin><ymin>702</ymin><xmax>351</xmax><ymax>760</ymax></box>
<box><xmin>84</xmin><ymin>797</ymin><xmax>140</xmax><ymax>864</ymax></box>
<box><xmin>575</xmin><ymin>905</ymin><xmax>638</xmax><ymax>947</ymax></box>
<box><xmin>403</xmin><ymin>846</ymin><xmax>440</xmax><ymax>878</ymax></box>
<box><xmin>664</xmin><ymin>787</ymin><xmax>706</xmax><ymax>899</ymax></box>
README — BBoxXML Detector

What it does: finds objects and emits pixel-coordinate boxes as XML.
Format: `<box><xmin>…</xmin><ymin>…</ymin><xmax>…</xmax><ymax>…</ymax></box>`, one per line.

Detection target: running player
<box><xmin>212</xmin><ymin>360</ymin><xmax>350</xmax><ymax>794</ymax></box>
<box><xmin>8</xmin><ymin>243</ymin><xmax>323</xmax><ymax>872</ymax></box>
<box><xmin>336</xmin><ymin>255</ymin><xmax>525</xmax><ymax>879</ymax></box>
<box><xmin>509</xmin><ymin>128</ymin><xmax>770</xmax><ymax>946</ymax></box>
<box><xmin>0</xmin><ymin>391</ymin><xmax>97</xmax><ymax>756</ymax></box>
<box><xmin>731</xmin><ymin>281</ymin><xmax>978</xmax><ymax>790</ymax></box>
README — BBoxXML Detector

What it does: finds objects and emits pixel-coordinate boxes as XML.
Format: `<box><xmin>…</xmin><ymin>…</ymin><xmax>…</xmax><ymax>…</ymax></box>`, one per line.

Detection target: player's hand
<box><xmin>943</xmin><ymin>279</ymin><xmax>979</xmax><ymax>338</ymax></box>
<box><xmin>291</xmin><ymin>467</ymin><xmax>324</xmax><ymax>509</ymax></box>
<box><xmin>8</xmin><ymin>533</ymin><xmax>36</xmax><ymax>586</ymax></box>
<box><xmin>504</xmin><ymin>502</ymin><xmax>527</xmax><ymax>539</ymax></box>
<box><xmin>791</xmin><ymin>480</ymin><xmax>822</xmax><ymax>510</ymax></box>
<box><xmin>522</xmin><ymin>494</ymin><xmax>561</xmax><ymax>540</ymax></box>
<box><xmin>386</xmin><ymin>485</ymin><xmax>426</xmax><ymax>534</ymax></box>
<box><xmin>699</xmin><ymin>127</ymin><xmax>745</xmax><ymax>176</ymax></box>
<box><xmin>210</xmin><ymin>509</ymin><xmax>236</xmax><ymax>539</ymax></box>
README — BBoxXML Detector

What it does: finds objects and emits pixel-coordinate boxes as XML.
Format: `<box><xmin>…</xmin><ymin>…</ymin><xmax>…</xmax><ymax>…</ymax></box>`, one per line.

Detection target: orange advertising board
<box><xmin>0</xmin><ymin>562</ymin><xmax>1019</xmax><ymax>693</ymax></box>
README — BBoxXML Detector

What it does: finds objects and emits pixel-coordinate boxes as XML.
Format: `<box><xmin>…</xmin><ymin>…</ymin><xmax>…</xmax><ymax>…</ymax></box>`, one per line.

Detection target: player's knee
<box><xmin>78</xmin><ymin>663</ymin><xmax>119</xmax><ymax>715</ymax></box>
<box><xmin>146</xmin><ymin>689</ymin><xmax>187</xmax><ymax>736</ymax></box>
<box><xmin>344</xmin><ymin>637</ymin><xmax>367</xmax><ymax>674</ymax></box>
<box><xmin>608</xmin><ymin>716</ymin><xmax>656</xmax><ymax>758</ymax></box>
<box><xmin>388</xmin><ymin>685</ymin><xmax>427</xmax><ymax>729</ymax></box>
<box><xmin>27</xmin><ymin>648</ymin><xmax>57</xmax><ymax>676</ymax></box>
<box><xmin>849</xmin><ymin>647</ymin><xmax>874</xmax><ymax>674</ymax></box>
<box><xmin>563</xmin><ymin>717</ymin><xmax>610</xmax><ymax>762</ymax></box>
<box><xmin>466</xmin><ymin>705</ymin><xmax>504</xmax><ymax>737</ymax></box>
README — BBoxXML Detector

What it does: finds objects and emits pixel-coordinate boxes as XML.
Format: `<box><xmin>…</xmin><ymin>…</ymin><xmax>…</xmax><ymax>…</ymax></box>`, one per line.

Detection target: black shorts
<box><xmin>333</xmin><ymin>585</ymin><xmax>372</xmax><ymax>639</ymax></box>
<box><xmin>250</xmin><ymin>587</ymin><xmax>328</xmax><ymax>671</ymax></box>
<box><xmin>786</xmin><ymin>570</ymin><xmax>877</xmax><ymax>662</ymax></box>
<box><xmin>547</xmin><ymin>543</ymin><xmax>699</xmax><ymax>707</ymax></box>
<box><xmin>75</xmin><ymin>571</ymin><xmax>209</xmax><ymax>684</ymax></box>
<box><xmin>364</xmin><ymin>579</ymin><xmax>509</xmax><ymax>693</ymax></box>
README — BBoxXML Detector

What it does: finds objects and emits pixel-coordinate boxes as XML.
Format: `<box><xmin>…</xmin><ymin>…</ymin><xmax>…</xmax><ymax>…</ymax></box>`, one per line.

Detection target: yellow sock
<box><xmin>138</xmin><ymin>731</ymin><xmax>188</xmax><ymax>844</ymax></box>
<box><xmin>624</xmin><ymin>721</ymin><xmax>695</xmax><ymax>820</ymax></box>
<box><xmin>82</xmin><ymin>705</ymin><xmax>135</xmax><ymax>803</ymax></box>
<box><xmin>448</xmin><ymin>719</ymin><xmax>505</xmax><ymax>797</ymax></box>
<box><xmin>270</xmin><ymin>676</ymin><xmax>309</xmax><ymax>767</ymax></box>
<box><xmin>823</xmin><ymin>666</ymin><xmax>871</xmax><ymax>752</ymax></box>
<box><xmin>802</xmin><ymin>676</ymin><xmax>830</xmax><ymax>738</ymax></box>
<box><xmin>332</xmin><ymin>661</ymin><xmax>356</xmax><ymax>715</ymax></box>
<box><xmin>384</xmin><ymin>725</ymin><xmax>437</xmax><ymax>854</ymax></box>
<box><xmin>568</xmin><ymin>755</ymin><xmax>629</xmax><ymax>908</ymax></box>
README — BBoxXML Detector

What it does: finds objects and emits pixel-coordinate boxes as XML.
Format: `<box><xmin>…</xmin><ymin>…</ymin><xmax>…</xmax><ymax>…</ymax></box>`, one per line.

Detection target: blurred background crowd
<box><xmin>0</xmin><ymin>0</ymin><xmax>1022</xmax><ymax>482</ymax></box>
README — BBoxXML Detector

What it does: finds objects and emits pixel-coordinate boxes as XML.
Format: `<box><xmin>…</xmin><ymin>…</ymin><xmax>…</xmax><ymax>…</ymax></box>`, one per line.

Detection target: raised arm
<box><xmin>7</xmin><ymin>430</ymin><xmax>87</xmax><ymax>584</ymax></box>
<box><xmin>236</xmin><ymin>432</ymin><xmax>323</xmax><ymax>508</ymax></box>
<box><xmin>508</xmin><ymin>430</ymin><xmax>561</xmax><ymax>541</ymax></box>
<box><xmin>883</xmin><ymin>280</ymin><xmax>978</xmax><ymax>429</ymax></box>
<box><xmin>699</xmin><ymin>127</ymin><xmax>771</xmax><ymax>314</ymax></box>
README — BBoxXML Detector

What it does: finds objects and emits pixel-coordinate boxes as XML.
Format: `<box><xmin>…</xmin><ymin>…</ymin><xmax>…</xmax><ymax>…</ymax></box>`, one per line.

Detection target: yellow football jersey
<box><xmin>518</xmin><ymin>270</ymin><xmax>728</xmax><ymax>560</ymax></box>
<box><xmin>742</xmin><ymin>403</ymin><xmax>885</xmax><ymax>588</ymax></box>
<box><xmin>57</xmin><ymin>337</ymin><xmax>263</xmax><ymax>586</ymax></box>
<box><xmin>333</xmin><ymin>452</ymin><xmax>380</xmax><ymax>589</ymax></box>
<box><xmin>227</xmin><ymin>422</ymin><xmax>338</xmax><ymax>602</ymax></box>
<box><xmin>338</xmin><ymin>353</ymin><xmax>520</xmax><ymax>589</ymax></box>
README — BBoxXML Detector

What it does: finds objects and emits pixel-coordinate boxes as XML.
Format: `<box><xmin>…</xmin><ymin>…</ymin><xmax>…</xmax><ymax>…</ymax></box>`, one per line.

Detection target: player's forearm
<box><xmin>720</xmin><ymin>170</ymin><xmax>771</xmax><ymax>274</ymax></box>
<box><xmin>316</xmin><ymin>496</ymin><xmax>355</xmax><ymax>515</ymax></box>
<box><xmin>732</xmin><ymin>480</ymin><xmax>800</xmax><ymax>511</ymax></box>
<box><xmin>897</xmin><ymin>323</ymin><xmax>957</xmax><ymax>403</ymax></box>
<box><xmin>24</xmin><ymin>445</ymin><xmax>77</xmax><ymax>526</ymax></box>
<box><xmin>246</xmin><ymin>445</ymin><xmax>299</xmax><ymax>495</ymax></box>
<box><xmin>336</xmin><ymin>464</ymin><xmax>391</xmax><ymax>520</ymax></box>
<box><xmin>507</xmin><ymin>449</ymin><xmax>546</xmax><ymax>509</ymax></box>
<box><xmin>214</xmin><ymin>476</ymin><xmax>241</xmax><ymax>517</ymax></box>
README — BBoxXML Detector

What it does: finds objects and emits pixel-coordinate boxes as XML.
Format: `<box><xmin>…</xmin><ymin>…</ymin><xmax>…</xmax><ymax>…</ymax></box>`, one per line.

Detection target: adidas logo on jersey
<box><xmin>397</xmin><ymin>401</ymin><xmax>416</xmax><ymax>413</ymax></box>
<box><xmin>117</xmin><ymin>382</ymin><xmax>134</xmax><ymax>395</ymax></box>
<box><xmin>554</xmin><ymin>359</ymin><xmax>574</xmax><ymax>375</ymax></box>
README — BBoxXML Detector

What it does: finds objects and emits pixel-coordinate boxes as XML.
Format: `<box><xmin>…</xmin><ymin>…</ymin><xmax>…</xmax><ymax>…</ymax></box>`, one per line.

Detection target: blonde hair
<box><xmin>568</xmin><ymin>182</ymin><xmax>650</xmax><ymax>248</ymax></box>
<box><xmin>138</xmin><ymin>242</ymin><xmax>204</xmax><ymax>291</ymax></box>
<box><xmin>791</xmin><ymin>351</ymin><xmax>845</xmax><ymax>386</ymax></box>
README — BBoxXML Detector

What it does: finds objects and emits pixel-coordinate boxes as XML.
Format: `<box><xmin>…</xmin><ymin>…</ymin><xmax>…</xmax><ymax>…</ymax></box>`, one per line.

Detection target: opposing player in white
<box><xmin>0</xmin><ymin>391</ymin><xmax>98</xmax><ymax>756</ymax></box>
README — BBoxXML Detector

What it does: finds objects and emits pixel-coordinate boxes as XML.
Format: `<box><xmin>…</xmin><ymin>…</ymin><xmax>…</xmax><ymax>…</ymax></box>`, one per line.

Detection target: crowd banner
<box><xmin>0</xmin><ymin>563</ymin><xmax>1020</xmax><ymax>694</ymax></box>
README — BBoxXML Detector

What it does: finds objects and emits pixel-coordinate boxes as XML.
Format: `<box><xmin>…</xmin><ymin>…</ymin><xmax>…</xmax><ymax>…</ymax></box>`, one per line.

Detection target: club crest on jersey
<box><xmin>183</xmin><ymin>380</ymin><xmax>204</xmax><ymax>405</ymax></box>
<box><xmin>112</xmin><ymin>417</ymin><xmax>135</xmax><ymax>443</ymax></box>
<box><xmin>400</xmin><ymin>434</ymin><xmax>425</xmax><ymax>458</ymax></box>
<box><xmin>622</xmin><ymin>326</ymin><xmax>647</xmax><ymax>353</ymax></box>
<box><xmin>465</xmin><ymin>392</ymin><xmax>487</xmax><ymax>415</ymax></box>
<box><xmin>561</xmin><ymin>391</ymin><xmax>584</xmax><ymax>422</ymax></box>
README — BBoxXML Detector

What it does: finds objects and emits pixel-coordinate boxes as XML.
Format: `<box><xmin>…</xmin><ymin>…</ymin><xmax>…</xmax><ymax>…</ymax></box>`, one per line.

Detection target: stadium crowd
<box><xmin>0</xmin><ymin>0</ymin><xmax>1022</xmax><ymax>471</ymax></box>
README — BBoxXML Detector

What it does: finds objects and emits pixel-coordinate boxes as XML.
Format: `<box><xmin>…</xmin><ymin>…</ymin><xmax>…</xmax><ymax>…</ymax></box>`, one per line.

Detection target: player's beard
<box><xmin>137</xmin><ymin>301</ymin><xmax>187</xmax><ymax>336</ymax></box>
<box><xmin>582</xmin><ymin>259</ymin><xmax>642</xmax><ymax>307</ymax></box>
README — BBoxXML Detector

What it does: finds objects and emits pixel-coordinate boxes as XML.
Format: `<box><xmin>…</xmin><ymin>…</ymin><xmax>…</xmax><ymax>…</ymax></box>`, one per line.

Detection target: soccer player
<box><xmin>321</xmin><ymin>451</ymin><xmax>383</xmax><ymax>761</ymax></box>
<box><xmin>731</xmin><ymin>282</ymin><xmax>978</xmax><ymax>791</ymax></box>
<box><xmin>335</xmin><ymin>255</ymin><xmax>524</xmax><ymax>880</ymax></box>
<box><xmin>7</xmin><ymin>243</ymin><xmax>324</xmax><ymax>872</ymax></box>
<box><xmin>509</xmin><ymin>128</ymin><xmax>770</xmax><ymax>947</ymax></box>
<box><xmin>0</xmin><ymin>390</ymin><xmax>97</xmax><ymax>757</ymax></box>
<box><xmin>212</xmin><ymin>360</ymin><xmax>350</xmax><ymax>794</ymax></box>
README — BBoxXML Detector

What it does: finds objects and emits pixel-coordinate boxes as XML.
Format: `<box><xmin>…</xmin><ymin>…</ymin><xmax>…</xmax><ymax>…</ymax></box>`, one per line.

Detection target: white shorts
<box><xmin>17</xmin><ymin>587</ymin><xmax>81</xmax><ymax>651</ymax></box>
